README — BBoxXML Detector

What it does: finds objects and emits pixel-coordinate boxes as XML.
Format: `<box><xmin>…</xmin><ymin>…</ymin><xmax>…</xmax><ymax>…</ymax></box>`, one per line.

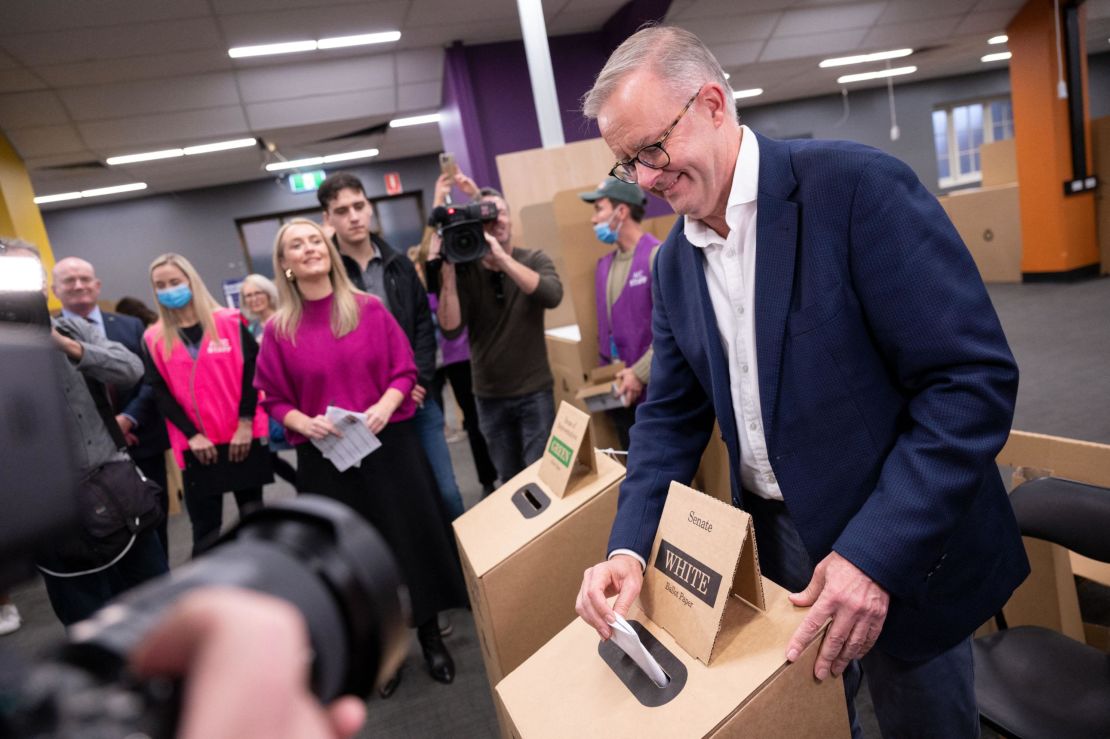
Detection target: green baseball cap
<box><xmin>578</xmin><ymin>177</ymin><xmax>647</xmax><ymax>207</ymax></box>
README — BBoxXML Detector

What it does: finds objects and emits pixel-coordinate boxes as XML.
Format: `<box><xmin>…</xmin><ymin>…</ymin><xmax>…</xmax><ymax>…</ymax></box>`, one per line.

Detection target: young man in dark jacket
<box><xmin>318</xmin><ymin>172</ymin><xmax>465</xmax><ymax>522</ymax></box>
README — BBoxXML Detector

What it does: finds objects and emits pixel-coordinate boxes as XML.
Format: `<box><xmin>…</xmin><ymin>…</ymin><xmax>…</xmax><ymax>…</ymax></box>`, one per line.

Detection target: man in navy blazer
<box><xmin>54</xmin><ymin>257</ymin><xmax>171</xmax><ymax>555</ymax></box>
<box><xmin>575</xmin><ymin>27</ymin><xmax>1028</xmax><ymax>737</ymax></box>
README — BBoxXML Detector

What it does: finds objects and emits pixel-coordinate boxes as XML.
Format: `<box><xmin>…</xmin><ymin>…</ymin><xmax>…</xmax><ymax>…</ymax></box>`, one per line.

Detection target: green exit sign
<box><xmin>288</xmin><ymin>170</ymin><xmax>326</xmax><ymax>193</ymax></box>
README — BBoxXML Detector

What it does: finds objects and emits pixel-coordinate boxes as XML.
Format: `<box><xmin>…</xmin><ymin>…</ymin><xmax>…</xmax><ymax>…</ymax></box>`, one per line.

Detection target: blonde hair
<box><xmin>240</xmin><ymin>273</ymin><xmax>279</xmax><ymax>320</ymax></box>
<box><xmin>148</xmin><ymin>253</ymin><xmax>222</xmax><ymax>358</ymax></box>
<box><xmin>271</xmin><ymin>218</ymin><xmax>362</xmax><ymax>342</ymax></box>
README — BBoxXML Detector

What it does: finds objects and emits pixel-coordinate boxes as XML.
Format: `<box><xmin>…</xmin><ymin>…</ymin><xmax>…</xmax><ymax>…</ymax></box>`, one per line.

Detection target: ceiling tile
<box><xmin>0</xmin><ymin>50</ymin><xmax>21</xmax><ymax>69</ymax></box>
<box><xmin>973</xmin><ymin>0</ymin><xmax>1027</xmax><ymax>11</ymax></box>
<box><xmin>395</xmin><ymin>47</ymin><xmax>444</xmax><ymax>85</ymax></box>
<box><xmin>406</xmin><ymin>0</ymin><xmax>518</xmax><ymax>28</ymax></box>
<box><xmin>245</xmin><ymin>87</ymin><xmax>395</xmax><ymax>130</ymax></box>
<box><xmin>0</xmin><ymin>0</ymin><xmax>210</xmax><ymax>33</ymax></box>
<box><xmin>958</xmin><ymin>9</ymin><xmax>1021</xmax><ymax>35</ymax></box>
<box><xmin>710</xmin><ymin>40</ymin><xmax>765</xmax><ymax>68</ymax></box>
<box><xmin>0</xmin><ymin>67</ymin><xmax>46</xmax><ymax>94</ymax></box>
<box><xmin>236</xmin><ymin>55</ymin><xmax>395</xmax><ymax>104</ymax></box>
<box><xmin>59</xmin><ymin>73</ymin><xmax>241</xmax><ymax>121</ymax></box>
<box><xmin>4</xmin><ymin>124</ymin><xmax>86</xmax><ymax>158</ymax></box>
<box><xmin>1087</xmin><ymin>0</ymin><xmax>1110</xmax><ymax>21</ymax></box>
<box><xmin>862</xmin><ymin>17</ymin><xmax>964</xmax><ymax>47</ymax></box>
<box><xmin>774</xmin><ymin>2</ymin><xmax>887</xmax><ymax>37</ymax></box>
<box><xmin>672</xmin><ymin>12</ymin><xmax>782</xmax><ymax>44</ymax></box>
<box><xmin>0</xmin><ymin>90</ymin><xmax>70</xmax><ymax>128</ymax></box>
<box><xmin>210</xmin><ymin>0</ymin><xmax>365</xmax><ymax>13</ymax></box>
<box><xmin>546</xmin><ymin>8</ymin><xmax>618</xmax><ymax>36</ymax></box>
<box><xmin>78</xmin><ymin>106</ymin><xmax>251</xmax><ymax>151</ymax></box>
<box><xmin>879</xmin><ymin>0</ymin><xmax>971</xmax><ymax>24</ymax></box>
<box><xmin>396</xmin><ymin>80</ymin><xmax>440</xmax><ymax>111</ymax></box>
<box><xmin>216</xmin><ymin>3</ymin><xmax>409</xmax><ymax>47</ymax></box>
<box><xmin>35</xmin><ymin>51</ymin><xmax>233</xmax><ymax>88</ymax></box>
<box><xmin>760</xmin><ymin>28</ymin><xmax>871</xmax><ymax>62</ymax></box>
<box><xmin>1</xmin><ymin>19</ymin><xmax>224</xmax><ymax>67</ymax></box>
<box><xmin>668</xmin><ymin>0</ymin><xmax>791</xmax><ymax>20</ymax></box>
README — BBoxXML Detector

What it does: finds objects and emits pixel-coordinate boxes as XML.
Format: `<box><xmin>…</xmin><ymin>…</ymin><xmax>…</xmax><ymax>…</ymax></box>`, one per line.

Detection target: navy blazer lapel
<box><xmin>753</xmin><ymin>134</ymin><xmax>799</xmax><ymax>440</ymax></box>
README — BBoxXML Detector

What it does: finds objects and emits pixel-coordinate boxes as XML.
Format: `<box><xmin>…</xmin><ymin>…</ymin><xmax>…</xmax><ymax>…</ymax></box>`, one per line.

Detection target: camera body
<box><xmin>428</xmin><ymin>201</ymin><xmax>498</xmax><ymax>263</ymax></box>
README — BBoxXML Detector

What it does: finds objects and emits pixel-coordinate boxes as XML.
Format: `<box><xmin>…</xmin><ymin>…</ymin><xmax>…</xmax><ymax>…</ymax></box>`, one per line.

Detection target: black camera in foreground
<box><xmin>0</xmin><ymin>328</ymin><xmax>410</xmax><ymax>738</ymax></box>
<box><xmin>428</xmin><ymin>200</ymin><xmax>498</xmax><ymax>263</ymax></box>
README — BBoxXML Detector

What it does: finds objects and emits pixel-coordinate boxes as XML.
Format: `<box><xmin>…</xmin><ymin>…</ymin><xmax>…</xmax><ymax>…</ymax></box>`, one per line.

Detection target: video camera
<box><xmin>428</xmin><ymin>200</ymin><xmax>499</xmax><ymax>263</ymax></box>
<box><xmin>0</xmin><ymin>328</ymin><xmax>411</xmax><ymax>738</ymax></box>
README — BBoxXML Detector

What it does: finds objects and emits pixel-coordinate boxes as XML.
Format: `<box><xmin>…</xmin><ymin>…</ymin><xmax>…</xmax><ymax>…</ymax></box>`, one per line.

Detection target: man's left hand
<box><xmin>614</xmin><ymin>369</ymin><xmax>644</xmax><ymax>405</ymax></box>
<box><xmin>785</xmin><ymin>551</ymin><xmax>889</xmax><ymax>680</ymax></box>
<box><xmin>411</xmin><ymin>384</ymin><xmax>427</xmax><ymax>405</ymax></box>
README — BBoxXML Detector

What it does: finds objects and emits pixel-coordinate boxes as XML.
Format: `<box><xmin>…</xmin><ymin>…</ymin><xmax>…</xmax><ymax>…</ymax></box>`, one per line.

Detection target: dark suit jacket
<box><xmin>102</xmin><ymin>311</ymin><xmax>169</xmax><ymax>460</ymax></box>
<box><xmin>610</xmin><ymin>133</ymin><xmax>1029</xmax><ymax>661</ymax></box>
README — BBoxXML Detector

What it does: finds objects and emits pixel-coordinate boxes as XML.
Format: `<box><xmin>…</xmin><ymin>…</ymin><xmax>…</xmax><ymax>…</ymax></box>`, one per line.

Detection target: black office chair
<box><xmin>973</xmin><ymin>476</ymin><xmax>1110</xmax><ymax>739</ymax></box>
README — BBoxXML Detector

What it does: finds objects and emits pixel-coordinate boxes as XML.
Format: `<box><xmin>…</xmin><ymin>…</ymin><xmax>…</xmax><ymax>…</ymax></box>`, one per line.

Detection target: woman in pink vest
<box><xmin>142</xmin><ymin>253</ymin><xmax>269</xmax><ymax>556</ymax></box>
<box><xmin>253</xmin><ymin>219</ymin><xmax>465</xmax><ymax>696</ymax></box>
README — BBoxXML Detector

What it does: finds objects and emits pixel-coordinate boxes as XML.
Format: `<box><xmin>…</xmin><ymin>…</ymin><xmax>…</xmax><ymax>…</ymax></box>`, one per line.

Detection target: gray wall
<box><xmin>42</xmin><ymin>153</ymin><xmax>441</xmax><ymax>304</ymax></box>
<box><xmin>740</xmin><ymin>51</ymin><xmax>1110</xmax><ymax>195</ymax></box>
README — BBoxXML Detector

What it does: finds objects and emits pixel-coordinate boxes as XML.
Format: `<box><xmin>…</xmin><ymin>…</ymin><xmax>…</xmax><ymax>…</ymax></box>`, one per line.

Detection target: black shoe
<box><xmin>419</xmin><ymin>625</ymin><xmax>455</xmax><ymax>684</ymax></box>
<box><xmin>378</xmin><ymin>668</ymin><xmax>403</xmax><ymax>699</ymax></box>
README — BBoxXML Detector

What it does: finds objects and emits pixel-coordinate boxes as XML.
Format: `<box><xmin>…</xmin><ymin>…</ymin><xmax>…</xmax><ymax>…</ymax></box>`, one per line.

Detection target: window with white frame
<box><xmin>932</xmin><ymin>98</ymin><xmax>1014</xmax><ymax>189</ymax></box>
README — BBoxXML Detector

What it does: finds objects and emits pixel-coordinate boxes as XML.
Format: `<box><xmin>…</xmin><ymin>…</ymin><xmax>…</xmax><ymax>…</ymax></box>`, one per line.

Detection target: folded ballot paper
<box><xmin>311</xmin><ymin>406</ymin><xmax>381</xmax><ymax>472</ymax></box>
<box><xmin>609</xmin><ymin>613</ymin><xmax>668</xmax><ymax>687</ymax></box>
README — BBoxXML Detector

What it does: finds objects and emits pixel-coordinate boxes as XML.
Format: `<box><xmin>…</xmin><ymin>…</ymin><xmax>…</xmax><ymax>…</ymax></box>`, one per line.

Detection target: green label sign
<box><xmin>288</xmin><ymin>170</ymin><xmax>327</xmax><ymax>193</ymax></box>
<box><xmin>547</xmin><ymin>435</ymin><xmax>574</xmax><ymax>468</ymax></box>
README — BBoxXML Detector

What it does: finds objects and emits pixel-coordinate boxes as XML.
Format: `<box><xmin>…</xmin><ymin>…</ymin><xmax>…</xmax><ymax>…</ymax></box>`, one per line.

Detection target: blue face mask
<box><xmin>156</xmin><ymin>284</ymin><xmax>193</xmax><ymax>309</ymax></box>
<box><xmin>593</xmin><ymin>217</ymin><xmax>621</xmax><ymax>245</ymax></box>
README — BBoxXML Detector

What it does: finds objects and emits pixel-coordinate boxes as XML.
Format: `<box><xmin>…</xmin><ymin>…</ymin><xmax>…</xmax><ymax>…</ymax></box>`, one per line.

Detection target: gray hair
<box><xmin>0</xmin><ymin>236</ymin><xmax>41</xmax><ymax>259</ymax></box>
<box><xmin>582</xmin><ymin>26</ymin><xmax>736</xmax><ymax>122</ymax></box>
<box><xmin>241</xmin><ymin>273</ymin><xmax>279</xmax><ymax>318</ymax></box>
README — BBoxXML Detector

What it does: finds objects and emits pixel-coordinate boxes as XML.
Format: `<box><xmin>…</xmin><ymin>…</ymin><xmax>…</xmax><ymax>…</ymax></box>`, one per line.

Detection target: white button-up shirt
<box><xmin>684</xmin><ymin>126</ymin><xmax>782</xmax><ymax>501</ymax></box>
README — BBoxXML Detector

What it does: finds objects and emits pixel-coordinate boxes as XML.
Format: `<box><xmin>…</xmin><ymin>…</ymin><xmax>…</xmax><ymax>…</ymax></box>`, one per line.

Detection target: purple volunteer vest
<box><xmin>596</xmin><ymin>232</ymin><xmax>658</xmax><ymax>369</ymax></box>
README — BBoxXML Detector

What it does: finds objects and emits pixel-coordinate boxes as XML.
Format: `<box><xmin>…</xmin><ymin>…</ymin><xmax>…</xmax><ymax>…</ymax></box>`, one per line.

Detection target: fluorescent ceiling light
<box><xmin>35</xmin><ymin>183</ymin><xmax>147</xmax><ymax>204</ymax></box>
<box><xmin>317</xmin><ymin>31</ymin><xmax>401</xmax><ymax>49</ymax></box>
<box><xmin>733</xmin><ymin>88</ymin><xmax>764</xmax><ymax>99</ymax></box>
<box><xmin>989</xmin><ymin>35</ymin><xmax>1008</xmax><ymax>45</ymax></box>
<box><xmin>229</xmin><ymin>31</ymin><xmax>400</xmax><ymax>58</ymax></box>
<box><xmin>389</xmin><ymin>113</ymin><xmax>442</xmax><ymax>128</ymax></box>
<box><xmin>837</xmin><ymin>66</ymin><xmax>917</xmax><ymax>84</ymax></box>
<box><xmin>982</xmin><ymin>51</ymin><xmax>1012</xmax><ymax>62</ymax></box>
<box><xmin>820</xmin><ymin>48</ymin><xmax>913</xmax><ymax>68</ymax></box>
<box><xmin>183</xmin><ymin>138</ymin><xmax>257</xmax><ymax>155</ymax></box>
<box><xmin>106</xmin><ymin>148</ymin><xmax>182</xmax><ymax>165</ymax></box>
<box><xmin>229</xmin><ymin>40</ymin><xmax>317</xmax><ymax>58</ymax></box>
<box><xmin>33</xmin><ymin>191</ymin><xmax>82</xmax><ymax>204</ymax></box>
<box><xmin>265</xmin><ymin>148</ymin><xmax>379</xmax><ymax>172</ymax></box>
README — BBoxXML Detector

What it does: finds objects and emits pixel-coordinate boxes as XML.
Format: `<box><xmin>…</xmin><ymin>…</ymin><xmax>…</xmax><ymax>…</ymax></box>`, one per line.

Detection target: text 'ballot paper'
<box><xmin>609</xmin><ymin>613</ymin><xmax>668</xmax><ymax>687</ymax></box>
<box><xmin>311</xmin><ymin>406</ymin><xmax>381</xmax><ymax>472</ymax></box>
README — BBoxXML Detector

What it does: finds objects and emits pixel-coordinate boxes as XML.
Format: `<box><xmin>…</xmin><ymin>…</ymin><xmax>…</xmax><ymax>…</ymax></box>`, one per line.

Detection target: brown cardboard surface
<box><xmin>997</xmin><ymin>430</ymin><xmax>1110</xmax><ymax>489</ymax></box>
<box><xmin>938</xmin><ymin>184</ymin><xmax>1022</xmax><ymax>283</ymax></box>
<box><xmin>497</xmin><ymin>581</ymin><xmax>848</xmax><ymax>739</ymax></box>
<box><xmin>537</xmin><ymin>402</ymin><xmax>596</xmax><ymax>497</ymax></box>
<box><xmin>980</xmin><ymin>139</ymin><xmax>1018</xmax><ymax>186</ymax></box>
<box><xmin>641</xmin><ymin>482</ymin><xmax>764</xmax><ymax>664</ymax></box>
<box><xmin>693</xmin><ymin>426</ymin><xmax>732</xmax><ymax>505</ymax></box>
<box><xmin>454</xmin><ymin>450</ymin><xmax>626</xmax><ymax>686</ymax></box>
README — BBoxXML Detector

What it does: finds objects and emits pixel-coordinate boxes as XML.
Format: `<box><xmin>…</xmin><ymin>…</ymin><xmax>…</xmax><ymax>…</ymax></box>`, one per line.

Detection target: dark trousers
<box><xmin>270</xmin><ymin>451</ymin><xmax>297</xmax><ymax>486</ymax></box>
<box><xmin>183</xmin><ymin>486</ymin><xmax>263</xmax><ymax>557</ymax></box>
<box><xmin>608</xmin><ymin>406</ymin><xmax>637</xmax><ymax>451</ymax></box>
<box><xmin>475</xmin><ymin>389</ymin><xmax>555</xmax><ymax>484</ymax></box>
<box><xmin>132</xmin><ymin>452</ymin><xmax>170</xmax><ymax>560</ymax></box>
<box><xmin>741</xmin><ymin>493</ymin><xmax>980</xmax><ymax>739</ymax></box>
<box><xmin>434</xmin><ymin>361</ymin><xmax>498</xmax><ymax>487</ymax></box>
<box><xmin>42</xmin><ymin>529</ymin><xmax>168</xmax><ymax>626</ymax></box>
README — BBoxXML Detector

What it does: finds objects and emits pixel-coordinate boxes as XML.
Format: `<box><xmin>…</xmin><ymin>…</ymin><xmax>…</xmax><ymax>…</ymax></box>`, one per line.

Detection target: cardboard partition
<box><xmin>980</xmin><ymin>138</ymin><xmax>1018</xmax><ymax>187</ymax></box>
<box><xmin>576</xmin><ymin>362</ymin><xmax>628</xmax><ymax>413</ymax></box>
<box><xmin>993</xmin><ymin>430</ymin><xmax>1110</xmax><ymax>646</ymax></box>
<box><xmin>453</xmin><ymin>402</ymin><xmax>627</xmax><ymax>689</ymax></box>
<box><xmin>938</xmin><ymin>184</ymin><xmax>1022</xmax><ymax>283</ymax></box>
<box><xmin>497</xmin><ymin>482</ymin><xmax>849</xmax><ymax>738</ymax></box>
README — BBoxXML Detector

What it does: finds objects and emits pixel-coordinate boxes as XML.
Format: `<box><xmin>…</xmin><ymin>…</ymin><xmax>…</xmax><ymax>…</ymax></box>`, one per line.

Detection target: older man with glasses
<box><xmin>574</xmin><ymin>26</ymin><xmax>1028</xmax><ymax>739</ymax></box>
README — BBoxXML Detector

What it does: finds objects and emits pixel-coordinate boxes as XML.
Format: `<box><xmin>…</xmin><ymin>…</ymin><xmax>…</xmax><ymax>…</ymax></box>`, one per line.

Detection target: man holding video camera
<box><xmin>434</xmin><ymin>186</ymin><xmax>564</xmax><ymax>482</ymax></box>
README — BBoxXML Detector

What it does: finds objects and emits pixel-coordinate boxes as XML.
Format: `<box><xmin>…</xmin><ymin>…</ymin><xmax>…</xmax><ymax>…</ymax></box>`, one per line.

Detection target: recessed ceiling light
<box><xmin>389</xmin><ymin>113</ymin><xmax>442</xmax><ymax>128</ymax></box>
<box><xmin>265</xmin><ymin>148</ymin><xmax>380</xmax><ymax>172</ymax></box>
<box><xmin>981</xmin><ymin>51</ymin><xmax>1012</xmax><ymax>63</ymax></box>
<box><xmin>988</xmin><ymin>35</ymin><xmax>1008</xmax><ymax>45</ymax></box>
<box><xmin>35</xmin><ymin>182</ymin><xmax>148</xmax><ymax>204</ymax></box>
<box><xmin>837</xmin><ymin>66</ymin><xmax>917</xmax><ymax>84</ymax></box>
<box><xmin>229</xmin><ymin>31</ymin><xmax>400</xmax><ymax>59</ymax></box>
<box><xmin>733</xmin><ymin>88</ymin><xmax>764</xmax><ymax>99</ymax></box>
<box><xmin>724</xmin><ymin>72</ymin><xmax>731</xmax><ymax>79</ymax></box>
<box><xmin>106</xmin><ymin>138</ymin><xmax>257</xmax><ymax>166</ymax></box>
<box><xmin>820</xmin><ymin>48</ymin><xmax>913</xmax><ymax>68</ymax></box>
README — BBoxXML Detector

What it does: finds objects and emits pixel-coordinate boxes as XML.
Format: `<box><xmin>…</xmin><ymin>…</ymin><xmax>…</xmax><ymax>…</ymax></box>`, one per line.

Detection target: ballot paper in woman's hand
<box><xmin>608</xmin><ymin>613</ymin><xmax>669</xmax><ymax>687</ymax></box>
<box><xmin>311</xmin><ymin>406</ymin><xmax>381</xmax><ymax>472</ymax></box>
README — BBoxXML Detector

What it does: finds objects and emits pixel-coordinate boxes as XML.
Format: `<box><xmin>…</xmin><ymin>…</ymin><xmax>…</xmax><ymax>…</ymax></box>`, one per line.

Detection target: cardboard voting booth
<box><xmin>454</xmin><ymin>402</ymin><xmax>627</xmax><ymax>689</ymax></box>
<box><xmin>497</xmin><ymin>482</ymin><xmax>849</xmax><ymax>738</ymax></box>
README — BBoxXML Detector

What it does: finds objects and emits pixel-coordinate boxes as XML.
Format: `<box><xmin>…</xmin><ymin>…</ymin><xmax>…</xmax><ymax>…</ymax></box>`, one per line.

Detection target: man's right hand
<box><xmin>188</xmin><ymin>433</ymin><xmax>218</xmax><ymax>465</ymax></box>
<box><xmin>575</xmin><ymin>554</ymin><xmax>644</xmax><ymax>640</ymax></box>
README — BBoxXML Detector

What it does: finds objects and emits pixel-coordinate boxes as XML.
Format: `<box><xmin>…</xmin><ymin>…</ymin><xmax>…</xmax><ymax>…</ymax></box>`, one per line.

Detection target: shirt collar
<box><xmin>62</xmin><ymin>305</ymin><xmax>103</xmax><ymax>326</ymax></box>
<box><xmin>684</xmin><ymin>124</ymin><xmax>760</xmax><ymax>249</ymax></box>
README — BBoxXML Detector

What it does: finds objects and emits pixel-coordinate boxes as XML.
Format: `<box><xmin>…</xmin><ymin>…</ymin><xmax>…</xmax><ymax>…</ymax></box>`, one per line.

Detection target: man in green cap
<box><xmin>579</xmin><ymin>177</ymin><xmax>662</xmax><ymax>448</ymax></box>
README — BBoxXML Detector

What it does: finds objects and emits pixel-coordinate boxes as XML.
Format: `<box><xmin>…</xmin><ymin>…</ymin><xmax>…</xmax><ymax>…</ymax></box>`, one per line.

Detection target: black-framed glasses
<box><xmin>609</xmin><ymin>88</ymin><xmax>701</xmax><ymax>184</ymax></box>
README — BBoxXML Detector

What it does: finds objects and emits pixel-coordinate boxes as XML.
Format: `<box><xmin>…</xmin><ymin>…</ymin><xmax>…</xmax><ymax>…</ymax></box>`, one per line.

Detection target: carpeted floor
<box><xmin>5</xmin><ymin>275</ymin><xmax>1108</xmax><ymax>738</ymax></box>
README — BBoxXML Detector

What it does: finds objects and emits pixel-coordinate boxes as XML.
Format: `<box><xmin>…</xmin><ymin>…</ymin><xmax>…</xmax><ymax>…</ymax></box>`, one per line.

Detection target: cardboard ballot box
<box><xmin>497</xmin><ymin>482</ymin><xmax>849</xmax><ymax>739</ymax></box>
<box><xmin>575</xmin><ymin>362</ymin><xmax>627</xmax><ymax>414</ymax></box>
<box><xmin>454</xmin><ymin>402</ymin><xmax>627</xmax><ymax>688</ymax></box>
